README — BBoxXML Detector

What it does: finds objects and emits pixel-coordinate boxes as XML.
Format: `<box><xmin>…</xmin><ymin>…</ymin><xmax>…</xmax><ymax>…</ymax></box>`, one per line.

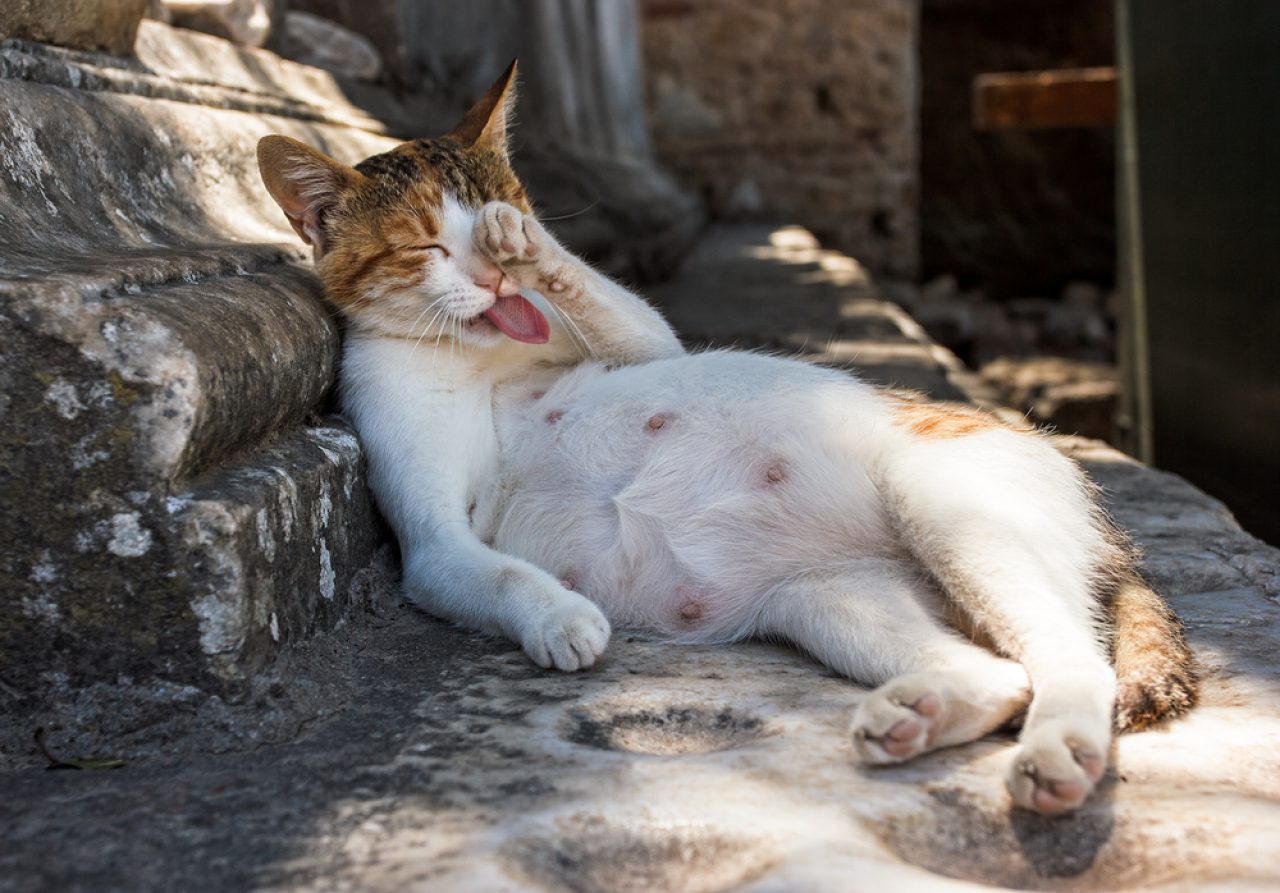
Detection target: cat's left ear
<box><xmin>257</xmin><ymin>135</ymin><xmax>366</xmax><ymax>255</ymax></box>
<box><xmin>446</xmin><ymin>60</ymin><xmax>519</xmax><ymax>156</ymax></box>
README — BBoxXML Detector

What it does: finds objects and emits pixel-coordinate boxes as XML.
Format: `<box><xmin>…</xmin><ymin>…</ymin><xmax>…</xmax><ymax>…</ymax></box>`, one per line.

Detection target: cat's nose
<box><xmin>472</xmin><ymin>263</ymin><xmax>506</xmax><ymax>294</ymax></box>
<box><xmin>473</xmin><ymin>266</ymin><xmax>521</xmax><ymax>300</ymax></box>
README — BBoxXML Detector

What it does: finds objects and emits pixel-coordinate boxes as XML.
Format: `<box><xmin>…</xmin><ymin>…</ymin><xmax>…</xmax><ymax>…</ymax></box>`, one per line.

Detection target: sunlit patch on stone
<box><xmin>874</xmin><ymin>786</ymin><xmax>1231</xmax><ymax>890</ymax></box>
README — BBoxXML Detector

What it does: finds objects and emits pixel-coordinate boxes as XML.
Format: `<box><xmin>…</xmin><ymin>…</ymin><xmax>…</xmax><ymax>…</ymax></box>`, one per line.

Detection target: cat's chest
<box><xmin>491</xmin><ymin>361</ymin><xmax>713</xmax><ymax>482</ymax></box>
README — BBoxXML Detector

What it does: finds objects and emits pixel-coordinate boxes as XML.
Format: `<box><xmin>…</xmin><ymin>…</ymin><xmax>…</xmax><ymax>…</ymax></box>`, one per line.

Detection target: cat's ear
<box><xmin>446</xmin><ymin>60</ymin><xmax>518</xmax><ymax>156</ymax></box>
<box><xmin>257</xmin><ymin>135</ymin><xmax>365</xmax><ymax>254</ymax></box>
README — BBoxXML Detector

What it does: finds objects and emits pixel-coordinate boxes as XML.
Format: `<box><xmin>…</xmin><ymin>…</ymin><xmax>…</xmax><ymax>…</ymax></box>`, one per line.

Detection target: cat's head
<box><xmin>257</xmin><ymin>61</ymin><xmax>549</xmax><ymax>346</ymax></box>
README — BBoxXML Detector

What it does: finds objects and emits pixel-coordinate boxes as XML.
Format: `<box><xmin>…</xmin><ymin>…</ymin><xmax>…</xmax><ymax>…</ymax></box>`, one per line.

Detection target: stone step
<box><xmin>0</xmin><ymin>20</ymin><xmax>703</xmax><ymax>281</ymax></box>
<box><xmin>2</xmin><ymin>414</ymin><xmax>382</xmax><ymax>703</ymax></box>
<box><xmin>4</xmin><ymin>251</ymin><xmax>339</xmax><ymax>483</ymax></box>
<box><xmin>0</xmin><ymin>32</ymin><xmax>404</xmax><ymax>707</ymax></box>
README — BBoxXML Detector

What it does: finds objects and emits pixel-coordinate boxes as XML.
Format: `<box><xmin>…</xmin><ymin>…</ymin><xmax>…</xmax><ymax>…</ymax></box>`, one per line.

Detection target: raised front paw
<box><xmin>475</xmin><ymin>202</ymin><xmax>571</xmax><ymax>294</ymax></box>
<box><xmin>521</xmin><ymin>595</ymin><xmax>611</xmax><ymax>672</ymax></box>
<box><xmin>476</xmin><ymin>201</ymin><xmax>539</xmax><ymax>263</ymax></box>
<box><xmin>1007</xmin><ymin>720</ymin><xmax>1108</xmax><ymax>815</ymax></box>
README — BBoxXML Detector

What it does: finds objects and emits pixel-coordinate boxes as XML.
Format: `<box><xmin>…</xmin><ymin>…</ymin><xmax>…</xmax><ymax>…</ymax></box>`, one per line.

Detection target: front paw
<box><xmin>474</xmin><ymin>202</ymin><xmax>570</xmax><ymax>292</ymax></box>
<box><xmin>476</xmin><ymin>202</ymin><xmax>543</xmax><ymax>266</ymax></box>
<box><xmin>521</xmin><ymin>595</ymin><xmax>611</xmax><ymax>672</ymax></box>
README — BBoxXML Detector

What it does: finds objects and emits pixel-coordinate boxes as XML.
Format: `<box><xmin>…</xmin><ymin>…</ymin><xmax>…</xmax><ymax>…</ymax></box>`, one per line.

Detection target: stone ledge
<box><xmin>0</xmin><ymin>21</ymin><xmax>447</xmax><ymax>137</ymax></box>
<box><xmin>0</xmin><ymin>0</ymin><xmax>147</xmax><ymax>56</ymax></box>
<box><xmin>4</xmin><ymin>259</ymin><xmax>338</xmax><ymax>483</ymax></box>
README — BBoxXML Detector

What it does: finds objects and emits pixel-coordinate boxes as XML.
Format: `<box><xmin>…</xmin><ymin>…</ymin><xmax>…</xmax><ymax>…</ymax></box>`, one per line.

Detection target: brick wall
<box><xmin>641</xmin><ymin>0</ymin><xmax>919</xmax><ymax>277</ymax></box>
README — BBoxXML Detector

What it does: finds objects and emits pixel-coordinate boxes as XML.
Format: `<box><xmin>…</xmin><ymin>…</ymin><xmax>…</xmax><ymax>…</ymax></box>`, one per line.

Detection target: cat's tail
<box><xmin>1108</xmin><ymin>571</ymin><xmax>1198</xmax><ymax>732</ymax></box>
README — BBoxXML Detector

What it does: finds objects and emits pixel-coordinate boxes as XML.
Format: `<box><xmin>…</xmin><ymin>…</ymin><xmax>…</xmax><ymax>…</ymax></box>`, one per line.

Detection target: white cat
<box><xmin>258</xmin><ymin>62</ymin><xmax>1195</xmax><ymax>816</ymax></box>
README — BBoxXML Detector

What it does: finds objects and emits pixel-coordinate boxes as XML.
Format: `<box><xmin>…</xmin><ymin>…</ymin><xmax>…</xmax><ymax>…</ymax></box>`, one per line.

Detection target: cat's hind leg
<box><xmin>881</xmin><ymin>423</ymin><xmax>1118</xmax><ymax>814</ymax></box>
<box><xmin>756</xmin><ymin>560</ymin><xmax>1031</xmax><ymax>764</ymax></box>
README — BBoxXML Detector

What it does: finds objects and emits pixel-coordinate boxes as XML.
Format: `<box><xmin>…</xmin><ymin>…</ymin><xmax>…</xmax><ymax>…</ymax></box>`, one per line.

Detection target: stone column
<box><xmin>397</xmin><ymin>0</ymin><xmax>650</xmax><ymax>158</ymax></box>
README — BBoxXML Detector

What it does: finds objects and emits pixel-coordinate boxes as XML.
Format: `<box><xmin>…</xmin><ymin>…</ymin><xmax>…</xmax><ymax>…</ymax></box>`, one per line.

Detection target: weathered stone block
<box><xmin>0</xmin><ymin>35</ymin><xmax>401</xmax><ymax>705</ymax></box>
<box><xmin>0</xmin><ymin>0</ymin><xmax>148</xmax><ymax>56</ymax></box>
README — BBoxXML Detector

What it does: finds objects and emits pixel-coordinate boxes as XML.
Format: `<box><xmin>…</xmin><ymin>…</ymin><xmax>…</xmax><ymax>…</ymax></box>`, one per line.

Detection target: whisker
<box><xmin>537</xmin><ymin>200</ymin><xmax>600</xmax><ymax>223</ymax></box>
<box><xmin>547</xmin><ymin>300</ymin><xmax>595</xmax><ymax>359</ymax></box>
<box><xmin>412</xmin><ymin>299</ymin><xmax>453</xmax><ymax>361</ymax></box>
<box><xmin>405</xmin><ymin>296</ymin><xmax>449</xmax><ymax>361</ymax></box>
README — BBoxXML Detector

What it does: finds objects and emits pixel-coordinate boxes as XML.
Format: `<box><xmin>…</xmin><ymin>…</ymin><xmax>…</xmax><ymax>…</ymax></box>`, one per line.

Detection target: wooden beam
<box><xmin>973</xmin><ymin>67</ymin><xmax>1118</xmax><ymax>130</ymax></box>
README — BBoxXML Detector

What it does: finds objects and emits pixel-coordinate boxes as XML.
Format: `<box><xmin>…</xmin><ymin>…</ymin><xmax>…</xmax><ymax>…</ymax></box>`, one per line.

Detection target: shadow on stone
<box><xmin>502</xmin><ymin>812</ymin><xmax>777</xmax><ymax>893</ymax></box>
<box><xmin>563</xmin><ymin>705</ymin><xmax>765</xmax><ymax>755</ymax></box>
<box><xmin>872</xmin><ymin>781</ymin><xmax>1233</xmax><ymax>891</ymax></box>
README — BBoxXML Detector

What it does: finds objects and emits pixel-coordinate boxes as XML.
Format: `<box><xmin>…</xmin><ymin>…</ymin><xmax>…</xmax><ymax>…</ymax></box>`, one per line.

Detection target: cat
<box><xmin>257</xmin><ymin>62</ymin><xmax>1196</xmax><ymax>816</ymax></box>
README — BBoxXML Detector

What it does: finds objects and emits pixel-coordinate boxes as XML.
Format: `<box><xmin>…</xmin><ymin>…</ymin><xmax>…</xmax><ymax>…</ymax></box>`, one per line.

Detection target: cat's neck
<box><xmin>344</xmin><ymin>328</ymin><xmax>548</xmax><ymax>390</ymax></box>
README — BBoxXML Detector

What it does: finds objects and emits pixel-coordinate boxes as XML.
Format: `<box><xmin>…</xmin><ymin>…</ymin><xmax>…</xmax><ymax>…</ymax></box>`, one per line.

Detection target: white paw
<box><xmin>474</xmin><ymin>202</ymin><xmax>570</xmax><ymax>292</ymax></box>
<box><xmin>522</xmin><ymin>597</ymin><xmax>611</xmax><ymax>672</ymax></box>
<box><xmin>1006</xmin><ymin>720</ymin><xmax>1108</xmax><ymax>815</ymax></box>
<box><xmin>851</xmin><ymin>676</ymin><xmax>946</xmax><ymax>764</ymax></box>
<box><xmin>476</xmin><ymin>201</ymin><xmax>538</xmax><ymax>263</ymax></box>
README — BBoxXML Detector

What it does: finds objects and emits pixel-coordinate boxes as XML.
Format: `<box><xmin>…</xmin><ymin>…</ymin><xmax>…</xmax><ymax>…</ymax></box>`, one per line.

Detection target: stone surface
<box><xmin>0</xmin><ymin>0</ymin><xmax>148</xmax><ymax>56</ymax></box>
<box><xmin>641</xmin><ymin>0</ymin><xmax>919</xmax><ymax>278</ymax></box>
<box><xmin>162</xmin><ymin>0</ymin><xmax>273</xmax><ymax>47</ymax></box>
<box><xmin>981</xmin><ymin>356</ymin><xmax>1120</xmax><ymax>443</ymax></box>
<box><xmin>281</xmin><ymin>11</ymin><xmax>382</xmax><ymax>82</ymax></box>
<box><xmin>0</xmin><ymin>20</ymin><xmax>449</xmax><ymax>137</ymax></box>
<box><xmin>648</xmin><ymin>226</ymin><xmax>983</xmax><ymax>403</ymax></box>
<box><xmin>2</xmin><ymin>226</ymin><xmax>1278</xmax><ymax>891</ymax></box>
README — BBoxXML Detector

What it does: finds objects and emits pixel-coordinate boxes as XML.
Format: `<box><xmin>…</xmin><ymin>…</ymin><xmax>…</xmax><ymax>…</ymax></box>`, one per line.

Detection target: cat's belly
<box><xmin>490</xmin><ymin>351</ymin><xmax>894</xmax><ymax>641</ymax></box>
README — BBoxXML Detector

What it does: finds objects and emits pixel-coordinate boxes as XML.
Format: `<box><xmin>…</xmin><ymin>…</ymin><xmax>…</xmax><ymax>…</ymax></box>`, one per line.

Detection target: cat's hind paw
<box><xmin>850</xmin><ymin>678</ymin><xmax>946</xmax><ymax>764</ymax></box>
<box><xmin>522</xmin><ymin>598</ymin><xmax>611</xmax><ymax>672</ymax></box>
<box><xmin>1007</xmin><ymin>720</ymin><xmax>1107</xmax><ymax>815</ymax></box>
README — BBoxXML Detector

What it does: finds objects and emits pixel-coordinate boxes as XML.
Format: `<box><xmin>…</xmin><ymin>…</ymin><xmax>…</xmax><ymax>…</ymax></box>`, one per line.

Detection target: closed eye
<box><xmin>406</xmin><ymin>244</ymin><xmax>450</xmax><ymax>257</ymax></box>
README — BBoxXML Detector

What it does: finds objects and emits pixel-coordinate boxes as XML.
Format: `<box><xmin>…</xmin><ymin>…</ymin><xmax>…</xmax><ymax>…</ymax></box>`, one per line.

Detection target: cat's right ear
<box><xmin>446</xmin><ymin>60</ymin><xmax>519</xmax><ymax>157</ymax></box>
<box><xmin>257</xmin><ymin>135</ymin><xmax>365</xmax><ymax>255</ymax></box>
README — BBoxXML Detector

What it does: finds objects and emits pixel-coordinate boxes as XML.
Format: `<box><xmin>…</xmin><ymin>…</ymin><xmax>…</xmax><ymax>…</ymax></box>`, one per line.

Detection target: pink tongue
<box><xmin>482</xmin><ymin>293</ymin><xmax>551</xmax><ymax>344</ymax></box>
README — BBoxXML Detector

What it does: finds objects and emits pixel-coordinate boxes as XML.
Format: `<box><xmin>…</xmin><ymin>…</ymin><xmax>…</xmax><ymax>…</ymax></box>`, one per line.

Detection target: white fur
<box><xmin>339</xmin><ymin>200</ymin><xmax>1118</xmax><ymax>815</ymax></box>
